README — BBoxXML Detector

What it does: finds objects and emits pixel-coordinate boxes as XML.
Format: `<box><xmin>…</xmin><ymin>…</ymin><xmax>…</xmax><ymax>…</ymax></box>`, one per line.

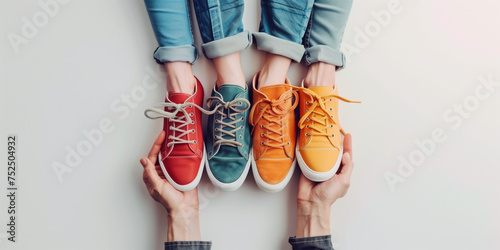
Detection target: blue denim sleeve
<box><xmin>289</xmin><ymin>235</ymin><xmax>334</xmax><ymax>250</ymax></box>
<box><xmin>164</xmin><ymin>241</ymin><xmax>212</xmax><ymax>250</ymax></box>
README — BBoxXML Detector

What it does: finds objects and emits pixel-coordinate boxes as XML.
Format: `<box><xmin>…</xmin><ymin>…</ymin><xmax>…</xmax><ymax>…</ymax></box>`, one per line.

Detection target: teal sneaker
<box><xmin>205</xmin><ymin>84</ymin><xmax>252</xmax><ymax>191</ymax></box>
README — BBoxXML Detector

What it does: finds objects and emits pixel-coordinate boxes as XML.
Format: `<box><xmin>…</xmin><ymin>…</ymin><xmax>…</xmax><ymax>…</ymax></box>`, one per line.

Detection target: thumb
<box><xmin>140</xmin><ymin>158</ymin><xmax>148</xmax><ymax>168</ymax></box>
<box><xmin>339</xmin><ymin>152</ymin><xmax>354</xmax><ymax>178</ymax></box>
<box><xmin>343</xmin><ymin>152</ymin><xmax>351</xmax><ymax>162</ymax></box>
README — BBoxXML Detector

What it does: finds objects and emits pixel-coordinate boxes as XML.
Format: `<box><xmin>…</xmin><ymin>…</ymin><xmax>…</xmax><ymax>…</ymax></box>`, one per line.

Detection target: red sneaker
<box><xmin>145</xmin><ymin>78</ymin><xmax>206</xmax><ymax>191</ymax></box>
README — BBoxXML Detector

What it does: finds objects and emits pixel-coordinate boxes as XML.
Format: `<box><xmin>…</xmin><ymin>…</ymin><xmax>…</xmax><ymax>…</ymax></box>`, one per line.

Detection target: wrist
<box><xmin>167</xmin><ymin>207</ymin><xmax>200</xmax><ymax>241</ymax></box>
<box><xmin>296</xmin><ymin>201</ymin><xmax>331</xmax><ymax>238</ymax></box>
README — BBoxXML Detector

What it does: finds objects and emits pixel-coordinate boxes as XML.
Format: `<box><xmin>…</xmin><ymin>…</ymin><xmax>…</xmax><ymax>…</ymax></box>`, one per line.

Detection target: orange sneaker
<box><xmin>296</xmin><ymin>84</ymin><xmax>359</xmax><ymax>182</ymax></box>
<box><xmin>249</xmin><ymin>74</ymin><xmax>298</xmax><ymax>192</ymax></box>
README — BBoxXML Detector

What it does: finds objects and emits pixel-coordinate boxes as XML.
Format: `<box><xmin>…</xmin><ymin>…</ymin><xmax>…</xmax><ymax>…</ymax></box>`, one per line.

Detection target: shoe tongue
<box><xmin>217</xmin><ymin>84</ymin><xmax>245</xmax><ymax>101</ymax></box>
<box><xmin>168</xmin><ymin>93</ymin><xmax>191</xmax><ymax>104</ymax></box>
<box><xmin>307</xmin><ymin>86</ymin><xmax>334</xmax><ymax>97</ymax></box>
<box><xmin>217</xmin><ymin>146</ymin><xmax>240</xmax><ymax>157</ymax></box>
<box><xmin>260</xmin><ymin>85</ymin><xmax>290</xmax><ymax>100</ymax></box>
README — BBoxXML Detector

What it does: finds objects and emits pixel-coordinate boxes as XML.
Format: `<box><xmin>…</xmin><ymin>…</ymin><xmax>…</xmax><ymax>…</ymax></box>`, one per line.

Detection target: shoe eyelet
<box><xmin>305</xmin><ymin>101</ymin><xmax>309</xmax><ymax>105</ymax></box>
<box><xmin>193</xmin><ymin>140</ymin><xmax>197</xmax><ymax>144</ymax></box>
<box><xmin>330</xmin><ymin>115</ymin><xmax>333</xmax><ymax>118</ymax></box>
<box><xmin>306</xmin><ymin>109</ymin><xmax>309</xmax><ymax>112</ymax></box>
<box><xmin>329</xmin><ymin>108</ymin><xmax>333</xmax><ymax>111</ymax></box>
<box><xmin>306</xmin><ymin>125</ymin><xmax>309</xmax><ymax>129</ymax></box>
<box><xmin>331</xmin><ymin>134</ymin><xmax>335</xmax><ymax>137</ymax></box>
<box><xmin>305</xmin><ymin>133</ymin><xmax>309</xmax><ymax>137</ymax></box>
<box><xmin>191</xmin><ymin>120</ymin><xmax>195</xmax><ymax>124</ymax></box>
<box><xmin>260</xmin><ymin>142</ymin><xmax>264</xmax><ymax>146</ymax></box>
<box><xmin>240</xmin><ymin>125</ymin><xmax>244</xmax><ymax>129</ymax></box>
<box><xmin>191</xmin><ymin>129</ymin><xmax>195</xmax><ymax>133</ymax></box>
<box><xmin>261</xmin><ymin>133</ymin><xmax>264</xmax><ymax>137</ymax></box>
<box><xmin>189</xmin><ymin>113</ymin><xmax>194</xmax><ymax>117</ymax></box>
<box><xmin>287</xmin><ymin>142</ymin><xmax>290</xmax><ymax>146</ymax></box>
<box><xmin>306</xmin><ymin>118</ymin><xmax>310</xmax><ymax>122</ymax></box>
<box><xmin>239</xmin><ymin>135</ymin><xmax>243</xmax><ymax>139</ymax></box>
<box><xmin>213</xmin><ymin>135</ymin><xmax>216</xmax><ymax>139</ymax></box>
<box><xmin>260</xmin><ymin>124</ymin><xmax>264</xmax><ymax>128</ymax></box>
<box><xmin>330</xmin><ymin>125</ymin><xmax>334</xmax><ymax>128</ymax></box>
<box><xmin>330</xmin><ymin>98</ymin><xmax>333</xmax><ymax>102</ymax></box>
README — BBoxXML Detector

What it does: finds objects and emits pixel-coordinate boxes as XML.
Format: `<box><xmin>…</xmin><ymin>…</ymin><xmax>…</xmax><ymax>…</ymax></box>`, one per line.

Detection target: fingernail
<box><xmin>140</xmin><ymin>158</ymin><xmax>147</xmax><ymax>167</ymax></box>
<box><xmin>344</xmin><ymin>152</ymin><xmax>351</xmax><ymax>160</ymax></box>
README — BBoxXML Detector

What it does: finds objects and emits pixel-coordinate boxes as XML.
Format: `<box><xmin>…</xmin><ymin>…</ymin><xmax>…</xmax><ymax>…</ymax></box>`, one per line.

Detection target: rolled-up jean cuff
<box><xmin>305</xmin><ymin>45</ymin><xmax>346</xmax><ymax>71</ymax></box>
<box><xmin>164</xmin><ymin>241</ymin><xmax>212</xmax><ymax>250</ymax></box>
<box><xmin>289</xmin><ymin>235</ymin><xmax>334</xmax><ymax>250</ymax></box>
<box><xmin>153</xmin><ymin>45</ymin><xmax>198</xmax><ymax>64</ymax></box>
<box><xmin>202</xmin><ymin>31</ymin><xmax>252</xmax><ymax>59</ymax></box>
<box><xmin>253</xmin><ymin>32</ymin><xmax>305</xmax><ymax>62</ymax></box>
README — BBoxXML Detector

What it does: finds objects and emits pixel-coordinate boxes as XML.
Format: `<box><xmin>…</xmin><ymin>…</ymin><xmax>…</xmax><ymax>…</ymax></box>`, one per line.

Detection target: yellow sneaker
<box><xmin>296</xmin><ymin>85</ymin><xmax>359</xmax><ymax>182</ymax></box>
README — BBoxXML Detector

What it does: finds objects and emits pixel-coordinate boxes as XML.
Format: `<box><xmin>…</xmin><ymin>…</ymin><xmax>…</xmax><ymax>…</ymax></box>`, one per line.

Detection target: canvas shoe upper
<box><xmin>249</xmin><ymin>74</ymin><xmax>298</xmax><ymax>192</ymax></box>
<box><xmin>204</xmin><ymin>84</ymin><xmax>252</xmax><ymax>191</ymax></box>
<box><xmin>145</xmin><ymin>78</ymin><xmax>206</xmax><ymax>191</ymax></box>
<box><xmin>296</xmin><ymin>85</ymin><xmax>359</xmax><ymax>182</ymax></box>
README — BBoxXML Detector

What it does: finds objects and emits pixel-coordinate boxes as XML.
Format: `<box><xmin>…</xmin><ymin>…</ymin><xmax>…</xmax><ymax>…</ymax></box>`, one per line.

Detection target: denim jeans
<box><xmin>144</xmin><ymin>0</ymin><xmax>251</xmax><ymax>64</ymax></box>
<box><xmin>304</xmin><ymin>0</ymin><xmax>353</xmax><ymax>68</ymax></box>
<box><xmin>289</xmin><ymin>235</ymin><xmax>335</xmax><ymax>250</ymax></box>
<box><xmin>164</xmin><ymin>241</ymin><xmax>212</xmax><ymax>250</ymax></box>
<box><xmin>144</xmin><ymin>0</ymin><xmax>352</xmax><ymax>68</ymax></box>
<box><xmin>163</xmin><ymin>235</ymin><xmax>335</xmax><ymax>250</ymax></box>
<box><xmin>254</xmin><ymin>0</ymin><xmax>353</xmax><ymax>68</ymax></box>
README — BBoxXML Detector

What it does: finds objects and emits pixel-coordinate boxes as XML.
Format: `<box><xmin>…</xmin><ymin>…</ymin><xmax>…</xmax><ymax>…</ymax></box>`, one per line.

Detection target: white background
<box><xmin>1</xmin><ymin>0</ymin><xmax>500</xmax><ymax>249</ymax></box>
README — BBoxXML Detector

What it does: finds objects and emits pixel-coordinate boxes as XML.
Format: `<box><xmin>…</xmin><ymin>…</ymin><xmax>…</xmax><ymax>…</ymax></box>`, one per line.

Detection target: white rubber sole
<box><xmin>158</xmin><ymin>145</ymin><xmax>206</xmax><ymax>192</ymax></box>
<box><xmin>205</xmin><ymin>151</ymin><xmax>252</xmax><ymax>192</ymax></box>
<box><xmin>251</xmin><ymin>148</ymin><xmax>296</xmax><ymax>193</ymax></box>
<box><xmin>296</xmin><ymin>144</ymin><xmax>343</xmax><ymax>182</ymax></box>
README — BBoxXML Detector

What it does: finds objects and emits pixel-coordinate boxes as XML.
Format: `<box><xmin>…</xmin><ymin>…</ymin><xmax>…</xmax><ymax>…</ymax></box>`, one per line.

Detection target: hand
<box><xmin>140</xmin><ymin>131</ymin><xmax>200</xmax><ymax>241</ymax></box>
<box><xmin>295</xmin><ymin>134</ymin><xmax>354</xmax><ymax>238</ymax></box>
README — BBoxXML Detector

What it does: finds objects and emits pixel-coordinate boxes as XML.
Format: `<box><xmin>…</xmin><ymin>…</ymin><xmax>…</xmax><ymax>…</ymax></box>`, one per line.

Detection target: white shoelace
<box><xmin>145</xmin><ymin>102</ymin><xmax>215</xmax><ymax>147</ymax></box>
<box><xmin>206</xmin><ymin>97</ymin><xmax>250</xmax><ymax>148</ymax></box>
